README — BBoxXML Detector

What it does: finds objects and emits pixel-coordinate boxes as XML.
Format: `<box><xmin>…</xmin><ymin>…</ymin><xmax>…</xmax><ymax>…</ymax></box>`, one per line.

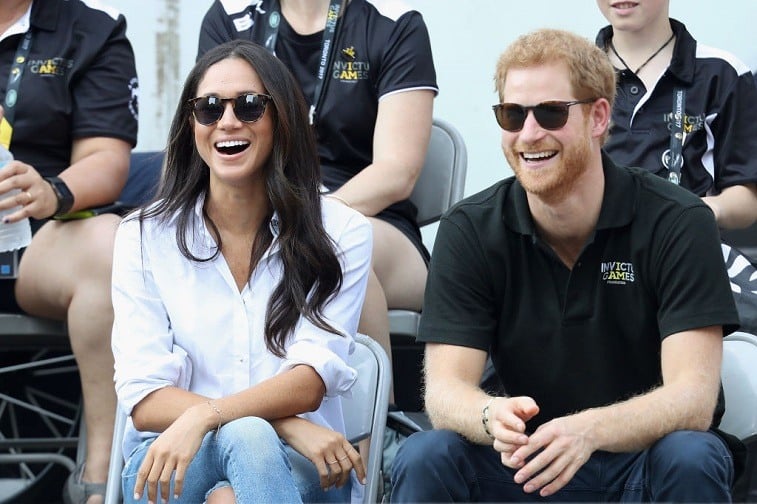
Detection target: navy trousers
<box><xmin>391</xmin><ymin>429</ymin><xmax>733</xmax><ymax>502</ymax></box>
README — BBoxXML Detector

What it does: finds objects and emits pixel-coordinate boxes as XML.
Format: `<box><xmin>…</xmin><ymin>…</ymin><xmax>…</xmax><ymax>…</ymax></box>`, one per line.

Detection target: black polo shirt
<box><xmin>596</xmin><ymin>19</ymin><xmax>757</xmax><ymax>196</ymax></box>
<box><xmin>198</xmin><ymin>0</ymin><xmax>437</xmax><ymax>258</ymax></box>
<box><xmin>419</xmin><ymin>154</ymin><xmax>739</xmax><ymax>429</ymax></box>
<box><xmin>0</xmin><ymin>0</ymin><xmax>138</xmax><ymax>178</ymax></box>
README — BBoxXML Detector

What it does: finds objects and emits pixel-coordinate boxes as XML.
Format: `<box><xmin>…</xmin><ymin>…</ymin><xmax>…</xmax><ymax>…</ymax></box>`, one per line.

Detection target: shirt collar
<box><xmin>190</xmin><ymin>192</ymin><xmax>281</xmax><ymax>254</ymax></box>
<box><xmin>503</xmin><ymin>152</ymin><xmax>636</xmax><ymax>237</ymax></box>
<box><xmin>30</xmin><ymin>0</ymin><xmax>58</xmax><ymax>33</ymax></box>
<box><xmin>596</xmin><ymin>18</ymin><xmax>696</xmax><ymax>85</ymax></box>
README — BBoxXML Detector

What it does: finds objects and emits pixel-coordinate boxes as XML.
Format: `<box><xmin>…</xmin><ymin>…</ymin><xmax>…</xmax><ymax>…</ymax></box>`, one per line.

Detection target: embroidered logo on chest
<box><xmin>600</xmin><ymin>261</ymin><xmax>636</xmax><ymax>285</ymax></box>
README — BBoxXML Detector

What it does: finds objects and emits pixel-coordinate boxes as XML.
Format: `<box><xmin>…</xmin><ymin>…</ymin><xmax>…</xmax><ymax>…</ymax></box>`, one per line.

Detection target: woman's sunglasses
<box><xmin>188</xmin><ymin>92</ymin><xmax>272</xmax><ymax>126</ymax></box>
<box><xmin>492</xmin><ymin>99</ymin><xmax>596</xmax><ymax>132</ymax></box>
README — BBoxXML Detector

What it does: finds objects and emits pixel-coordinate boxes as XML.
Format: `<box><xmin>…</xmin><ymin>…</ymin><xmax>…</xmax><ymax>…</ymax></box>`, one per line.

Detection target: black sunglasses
<box><xmin>492</xmin><ymin>99</ymin><xmax>596</xmax><ymax>132</ymax></box>
<box><xmin>188</xmin><ymin>92</ymin><xmax>272</xmax><ymax>126</ymax></box>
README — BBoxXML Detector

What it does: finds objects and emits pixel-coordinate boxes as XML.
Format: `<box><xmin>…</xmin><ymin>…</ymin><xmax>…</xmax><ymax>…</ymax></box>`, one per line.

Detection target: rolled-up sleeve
<box><xmin>281</xmin><ymin>208</ymin><xmax>373</xmax><ymax>396</ymax></box>
<box><xmin>111</xmin><ymin>217</ymin><xmax>191</xmax><ymax>414</ymax></box>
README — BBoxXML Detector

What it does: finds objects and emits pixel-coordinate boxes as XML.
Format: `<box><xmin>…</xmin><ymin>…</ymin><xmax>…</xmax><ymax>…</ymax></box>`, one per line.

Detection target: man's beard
<box><xmin>505</xmin><ymin>131</ymin><xmax>591</xmax><ymax>201</ymax></box>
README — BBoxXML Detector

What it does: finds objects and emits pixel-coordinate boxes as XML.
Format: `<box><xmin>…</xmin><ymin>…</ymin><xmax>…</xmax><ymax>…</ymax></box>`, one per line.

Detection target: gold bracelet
<box><xmin>482</xmin><ymin>397</ymin><xmax>495</xmax><ymax>441</ymax></box>
<box><xmin>324</xmin><ymin>193</ymin><xmax>352</xmax><ymax>208</ymax></box>
<box><xmin>207</xmin><ymin>400</ymin><xmax>223</xmax><ymax>439</ymax></box>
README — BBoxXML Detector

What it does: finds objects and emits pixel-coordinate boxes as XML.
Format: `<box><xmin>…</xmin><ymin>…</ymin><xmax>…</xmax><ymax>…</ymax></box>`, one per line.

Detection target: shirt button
<box><xmin>629</xmin><ymin>85</ymin><xmax>640</xmax><ymax>95</ymax></box>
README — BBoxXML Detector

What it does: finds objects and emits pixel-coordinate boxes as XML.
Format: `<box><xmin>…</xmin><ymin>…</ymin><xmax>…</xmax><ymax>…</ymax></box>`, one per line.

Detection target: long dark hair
<box><xmin>138</xmin><ymin>40</ymin><xmax>343</xmax><ymax>356</ymax></box>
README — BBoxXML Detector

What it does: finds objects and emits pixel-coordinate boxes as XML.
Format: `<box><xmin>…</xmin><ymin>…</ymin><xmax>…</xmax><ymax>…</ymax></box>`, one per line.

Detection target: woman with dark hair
<box><xmin>111</xmin><ymin>39</ymin><xmax>371</xmax><ymax>503</ymax></box>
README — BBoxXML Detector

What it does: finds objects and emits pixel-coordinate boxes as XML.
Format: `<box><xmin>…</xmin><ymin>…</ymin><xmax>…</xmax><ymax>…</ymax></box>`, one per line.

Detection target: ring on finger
<box><xmin>326</xmin><ymin>460</ymin><xmax>338</xmax><ymax>465</ymax></box>
<box><xmin>337</xmin><ymin>454</ymin><xmax>349</xmax><ymax>461</ymax></box>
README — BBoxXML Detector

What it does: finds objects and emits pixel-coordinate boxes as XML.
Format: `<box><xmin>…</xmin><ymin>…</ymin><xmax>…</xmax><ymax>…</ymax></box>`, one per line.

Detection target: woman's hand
<box><xmin>0</xmin><ymin>160</ymin><xmax>59</xmax><ymax>221</ymax></box>
<box><xmin>133</xmin><ymin>404</ymin><xmax>214</xmax><ymax>503</ymax></box>
<box><xmin>274</xmin><ymin>417</ymin><xmax>366</xmax><ymax>491</ymax></box>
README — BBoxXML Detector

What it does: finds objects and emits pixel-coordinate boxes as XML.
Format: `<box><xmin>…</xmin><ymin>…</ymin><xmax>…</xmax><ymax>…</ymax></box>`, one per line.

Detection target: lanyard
<box><xmin>261</xmin><ymin>0</ymin><xmax>346</xmax><ymax>125</ymax></box>
<box><xmin>666</xmin><ymin>88</ymin><xmax>686</xmax><ymax>185</ymax></box>
<box><xmin>0</xmin><ymin>30</ymin><xmax>33</xmax><ymax>149</ymax></box>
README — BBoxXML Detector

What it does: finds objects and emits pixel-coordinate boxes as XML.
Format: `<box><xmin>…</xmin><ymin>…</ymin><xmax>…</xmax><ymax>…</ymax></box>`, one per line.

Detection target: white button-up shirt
<box><xmin>112</xmin><ymin>195</ymin><xmax>372</xmax><ymax>457</ymax></box>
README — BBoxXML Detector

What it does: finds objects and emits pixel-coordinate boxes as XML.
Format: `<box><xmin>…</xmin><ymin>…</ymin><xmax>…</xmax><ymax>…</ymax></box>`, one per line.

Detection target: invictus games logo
<box><xmin>333</xmin><ymin>46</ymin><xmax>369</xmax><ymax>82</ymax></box>
<box><xmin>28</xmin><ymin>57</ymin><xmax>73</xmax><ymax>77</ymax></box>
<box><xmin>601</xmin><ymin>261</ymin><xmax>635</xmax><ymax>285</ymax></box>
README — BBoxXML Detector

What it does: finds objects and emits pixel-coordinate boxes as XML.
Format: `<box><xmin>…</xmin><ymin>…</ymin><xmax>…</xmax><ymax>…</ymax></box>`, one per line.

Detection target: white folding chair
<box><xmin>720</xmin><ymin>331</ymin><xmax>757</xmax><ymax>501</ymax></box>
<box><xmin>104</xmin><ymin>333</ymin><xmax>391</xmax><ymax>504</ymax></box>
<box><xmin>388</xmin><ymin>118</ymin><xmax>467</xmax><ymax>340</ymax></box>
<box><xmin>720</xmin><ymin>331</ymin><xmax>757</xmax><ymax>441</ymax></box>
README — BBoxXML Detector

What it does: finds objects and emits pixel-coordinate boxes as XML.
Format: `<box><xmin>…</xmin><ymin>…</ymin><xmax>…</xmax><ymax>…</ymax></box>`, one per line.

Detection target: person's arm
<box><xmin>330</xmin><ymin>89</ymin><xmax>434</xmax><ymax>216</ymax></box>
<box><xmin>702</xmin><ymin>183</ymin><xmax>757</xmax><ymax>229</ymax></box>
<box><xmin>0</xmin><ymin>136</ymin><xmax>130</xmax><ymax>221</ymax></box>
<box><xmin>424</xmin><ymin>342</ymin><xmax>540</xmax><ymax>447</ymax></box>
<box><xmin>272</xmin><ymin>416</ymin><xmax>366</xmax><ymax>491</ymax></box>
<box><xmin>505</xmin><ymin>325</ymin><xmax>723</xmax><ymax>497</ymax></box>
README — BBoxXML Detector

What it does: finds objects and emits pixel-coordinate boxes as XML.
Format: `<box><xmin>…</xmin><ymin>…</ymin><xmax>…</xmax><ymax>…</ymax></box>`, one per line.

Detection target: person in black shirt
<box><xmin>391</xmin><ymin>28</ymin><xmax>738</xmax><ymax>503</ymax></box>
<box><xmin>0</xmin><ymin>1</ymin><xmax>138</xmax><ymax>502</ymax></box>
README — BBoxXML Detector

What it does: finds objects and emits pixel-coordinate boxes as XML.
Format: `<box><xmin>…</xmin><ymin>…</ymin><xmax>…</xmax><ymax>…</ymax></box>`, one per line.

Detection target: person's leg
<box><xmin>392</xmin><ymin>430</ymin><xmax>625</xmax><ymax>503</ymax></box>
<box><xmin>217</xmin><ymin>417</ymin><xmax>303</xmax><ymax>502</ymax></box>
<box><xmin>620</xmin><ymin>430</ymin><xmax>734</xmax><ymax>502</ymax></box>
<box><xmin>123</xmin><ymin>417</ymin><xmax>303</xmax><ymax>503</ymax></box>
<box><xmin>368</xmin><ymin>218</ymin><xmax>427</xmax><ymax>312</ymax></box>
<box><xmin>391</xmin><ymin>429</ymin><xmax>530</xmax><ymax>502</ymax></box>
<box><xmin>360</xmin><ymin>218</ymin><xmax>427</xmax><ymax>403</ymax></box>
<box><xmin>16</xmin><ymin>216</ymin><xmax>121</xmax><ymax>504</ymax></box>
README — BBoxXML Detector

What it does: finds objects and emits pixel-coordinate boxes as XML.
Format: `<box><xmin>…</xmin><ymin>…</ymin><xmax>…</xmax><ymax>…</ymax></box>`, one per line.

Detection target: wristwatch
<box><xmin>44</xmin><ymin>176</ymin><xmax>75</xmax><ymax>217</ymax></box>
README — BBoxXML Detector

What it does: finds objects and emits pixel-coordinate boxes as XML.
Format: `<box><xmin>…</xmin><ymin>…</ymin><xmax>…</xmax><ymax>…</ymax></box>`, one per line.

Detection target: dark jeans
<box><xmin>391</xmin><ymin>429</ymin><xmax>733</xmax><ymax>502</ymax></box>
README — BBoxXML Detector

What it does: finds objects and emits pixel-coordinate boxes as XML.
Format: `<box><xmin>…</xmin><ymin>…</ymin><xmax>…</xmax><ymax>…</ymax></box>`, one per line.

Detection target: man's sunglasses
<box><xmin>188</xmin><ymin>92</ymin><xmax>272</xmax><ymax>126</ymax></box>
<box><xmin>492</xmin><ymin>99</ymin><xmax>596</xmax><ymax>132</ymax></box>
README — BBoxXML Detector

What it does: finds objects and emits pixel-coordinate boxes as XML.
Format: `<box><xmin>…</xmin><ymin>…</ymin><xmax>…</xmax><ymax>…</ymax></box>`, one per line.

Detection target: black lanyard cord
<box><xmin>667</xmin><ymin>88</ymin><xmax>686</xmax><ymax>185</ymax></box>
<box><xmin>261</xmin><ymin>0</ymin><xmax>346</xmax><ymax>125</ymax></box>
<box><xmin>1</xmin><ymin>30</ymin><xmax>33</xmax><ymax>149</ymax></box>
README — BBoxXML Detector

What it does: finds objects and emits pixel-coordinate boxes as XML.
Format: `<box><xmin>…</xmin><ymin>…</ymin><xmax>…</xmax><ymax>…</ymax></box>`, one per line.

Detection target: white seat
<box><xmin>720</xmin><ymin>331</ymin><xmax>757</xmax><ymax>441</ymax></box>
<box><xmin>104</xmin><ymin>333</ymin><xmax>391</xmax><ymax>504</ymax></box>
<box><xmin>389</xmin><ymin>118</ymin><xmax>467</xmax><ymax>412</ymax></box>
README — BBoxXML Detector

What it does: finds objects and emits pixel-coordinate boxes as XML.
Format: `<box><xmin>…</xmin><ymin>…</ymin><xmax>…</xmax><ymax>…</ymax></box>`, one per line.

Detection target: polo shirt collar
<box><xmin>503</xmin><ymin>152</ymin><xmax>636</xmax><ymax>237</ymax></box>
<box><xmin>30</xmin><ymin>1</ymin><xmax>59</xmax><ymax>33</ymax></box>
<box><xmin>595</xmin><ymin>18</ymin><xmax>696</xmax><ymax>85</ymax></box>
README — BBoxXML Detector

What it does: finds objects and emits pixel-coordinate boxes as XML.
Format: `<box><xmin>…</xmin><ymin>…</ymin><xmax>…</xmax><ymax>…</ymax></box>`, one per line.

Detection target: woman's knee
<box><xmin>217</xmin><ymin>417</ymin><xmax>283</xmax><ymax>458</ymax></box>
<box><xmin>218</xmin><ymin>416</ymin><xmax>277</xmax><ymax>439</ymax></box>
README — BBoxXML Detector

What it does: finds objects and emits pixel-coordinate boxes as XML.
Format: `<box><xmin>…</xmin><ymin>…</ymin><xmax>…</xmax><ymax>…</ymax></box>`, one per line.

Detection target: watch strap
<box><xmin>44</xmin><ymin>176</ymin><xmax>75</xmax><ymax>217</ymax></box>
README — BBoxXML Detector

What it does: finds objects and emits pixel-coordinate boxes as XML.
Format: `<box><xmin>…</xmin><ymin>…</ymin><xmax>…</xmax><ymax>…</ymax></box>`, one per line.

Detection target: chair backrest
<box><xmin>410</xmin><ymin>118</ymin><xmax>468</xmax><ymax>227</ymax></box>
<box><xmin>343</xmin><ymin>333</ymin><xmax>392</xmax><ymax>503</ymax></box>
<box><xmin>104</xmin><ymin>333</ymin><xmax>391</xmax><ymax>504</ymax></box>
<box><xmin>720</xmin><ymin>331</ymin><xmax>757</xmax><ymax>440</ymax></box>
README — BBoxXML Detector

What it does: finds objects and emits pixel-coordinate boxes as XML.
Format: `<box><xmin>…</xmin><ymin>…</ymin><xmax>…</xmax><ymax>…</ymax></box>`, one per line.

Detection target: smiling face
<box><xmin>596</xmin><ymin>0</ymin><xmax>670</xmax><ymax>33</ymax></box>
<box><xmin>192</xmin><ymin>57</ymin><xmax>274</xmax><ymax>191</ymax></box>
<box><xmin>500</xmin><ymin>62</ymin><xmax>594</xmax><ymax>200</ymax></box>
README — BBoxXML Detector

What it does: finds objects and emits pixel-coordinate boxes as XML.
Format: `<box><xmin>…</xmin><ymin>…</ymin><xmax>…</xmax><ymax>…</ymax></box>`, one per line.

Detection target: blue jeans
<box><xmin>391</xmin><ymin>429</ymin><xmax>734</xmax><ymax>502</ymax></box>
<box><xmin>122</xmin><ymin>417</ymin><xmax>351</xmax><ymax>503</ymax></box>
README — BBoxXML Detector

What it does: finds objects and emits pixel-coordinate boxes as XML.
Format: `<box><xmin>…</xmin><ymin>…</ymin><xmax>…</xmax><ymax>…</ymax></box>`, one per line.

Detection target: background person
<box><xmin>112</xmin><ymin>40</ymin><xmax>371</xmax><ymax>503</ymax></box>
<box><xmin>390</xmin><ymin>28</ymin><xmax>739</xmax><ymax>502</ymax></box>
<box><xmin>0</xmin><ymin>1</ymin><xmax>138</xmax><ymax>502</ymax></box>
<box><xmin>197</xmin><ymin>0</ymin><xmax>437</xmax><ymax>380</ymax></box>
<box><xmin>595</xmin><ymin>0</ymin><xmax>757</xmax><ymax>230</ymax></box>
